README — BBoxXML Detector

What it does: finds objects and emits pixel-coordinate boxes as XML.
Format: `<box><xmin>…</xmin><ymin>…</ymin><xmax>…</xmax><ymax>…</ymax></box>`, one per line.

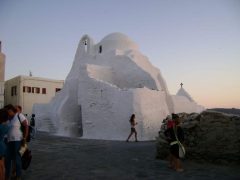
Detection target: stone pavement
<box><xmin>22</xmin><ymin>133</ymin><xmax>240</xmax><ymax>180</ymax></box>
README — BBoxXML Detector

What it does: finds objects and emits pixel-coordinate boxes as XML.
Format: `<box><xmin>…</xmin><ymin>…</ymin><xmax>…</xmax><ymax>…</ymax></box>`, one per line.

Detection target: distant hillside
<box><xmin>207</xmin><ymin>108</ymin><xmax>240</xmax><ymax>116</ymax></box>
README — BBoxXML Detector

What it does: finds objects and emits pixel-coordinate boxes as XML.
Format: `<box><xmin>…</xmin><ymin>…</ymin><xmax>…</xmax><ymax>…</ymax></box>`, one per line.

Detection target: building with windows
<box><xmin>0</xmin><ymin>41</ymin><xmax>6</xmax><ymax>108</ymax></box>
<box><xmin>4</xmin><ymin>75</ymin><xmax>64</xmax><ymax>116</ymax></box>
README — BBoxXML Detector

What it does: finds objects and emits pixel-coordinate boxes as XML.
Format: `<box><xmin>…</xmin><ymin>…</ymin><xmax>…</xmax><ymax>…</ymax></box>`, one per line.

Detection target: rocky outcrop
<box><xmin>156</xmin><ymin>111</ymin><xmax>240</xmax><ymax>164</ymax></box>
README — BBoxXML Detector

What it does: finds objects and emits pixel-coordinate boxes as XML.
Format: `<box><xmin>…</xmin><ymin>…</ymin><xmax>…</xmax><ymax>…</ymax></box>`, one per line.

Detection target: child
<box><xmin>126</xmin><ymin>114</ymin><xmax>138</xmax><ymax>142</ymax></box>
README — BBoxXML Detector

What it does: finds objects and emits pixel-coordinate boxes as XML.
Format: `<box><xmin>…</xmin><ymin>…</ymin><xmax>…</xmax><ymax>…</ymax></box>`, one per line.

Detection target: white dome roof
<box><xmin>98</xmin><ymin>32</ymin><xmax>139</xmax><ymax>52</ymax></box>
<box><xmin>101</xmin><ymin>33</ymin><xmax>134</xmax><ymax>42</ymax></box>
<box><xmin>176</xmin><ymin>87</ymin><xmax>194</xmax><ymax>102</ymax></box>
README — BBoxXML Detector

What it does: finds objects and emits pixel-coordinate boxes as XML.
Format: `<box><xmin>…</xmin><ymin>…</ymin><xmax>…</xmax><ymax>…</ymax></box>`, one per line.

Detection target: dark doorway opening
<box><xmin>99</xmin><ymin>45</ymin><xmax>102</xmax><ymax>53</ymax></box>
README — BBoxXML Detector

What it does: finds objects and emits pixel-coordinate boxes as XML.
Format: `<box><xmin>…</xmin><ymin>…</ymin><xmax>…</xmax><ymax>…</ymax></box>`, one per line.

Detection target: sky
<box><xmin>0</xmin><ymin>0</ymin><xmax>240</xmax><ymax>108</ymax></box>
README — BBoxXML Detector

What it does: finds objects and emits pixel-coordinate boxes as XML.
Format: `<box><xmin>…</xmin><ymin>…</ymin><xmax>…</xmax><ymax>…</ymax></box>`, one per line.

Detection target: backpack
<box><xmin>17</xmin><ymin>114</ymin><xmax>31</xmax><ymax>142</ymax></box>
<box><xmin>21</xmin><ymin>148</ymin><xmax>32</xmax><ymax>170</ymax></box>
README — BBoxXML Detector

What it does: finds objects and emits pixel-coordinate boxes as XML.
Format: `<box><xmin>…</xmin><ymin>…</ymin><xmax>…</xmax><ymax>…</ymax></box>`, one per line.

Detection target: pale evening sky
<box><xmin>0</xmin><ymin>0</ymin><xmax>240</xmax><ymax>108</ymax></box>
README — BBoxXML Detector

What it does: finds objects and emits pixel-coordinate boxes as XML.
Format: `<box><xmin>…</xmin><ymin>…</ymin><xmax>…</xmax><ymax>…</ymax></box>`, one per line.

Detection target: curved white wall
<box><xmin>34</xmin><ymin>33</ymin><xmax>204</xmax><ymax>140</ymax></box>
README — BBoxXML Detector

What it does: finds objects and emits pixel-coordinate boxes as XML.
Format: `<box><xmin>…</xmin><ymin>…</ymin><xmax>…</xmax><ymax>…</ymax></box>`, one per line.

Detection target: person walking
<box><xmin>126</xmin><ymin>114</ymin><xmax>138</xmax><ymax>142</ymax></box>
<box><xmin>4</xmin><ymin>104</ymin><xmax>29</xmax><ymax>180</ymax></box>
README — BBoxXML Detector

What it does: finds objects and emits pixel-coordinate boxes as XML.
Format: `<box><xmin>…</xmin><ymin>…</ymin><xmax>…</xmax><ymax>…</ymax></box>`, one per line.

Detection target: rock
<box><xmin>156</xmin><ymin>111</ymin><xmax>240</xmax><ymax>164</ymax></box>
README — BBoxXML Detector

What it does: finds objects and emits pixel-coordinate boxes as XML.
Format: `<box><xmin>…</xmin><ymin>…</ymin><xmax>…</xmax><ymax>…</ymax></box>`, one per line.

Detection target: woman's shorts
<box><xmin>131</xmin><ymin>128</ymin><xmax>136</xmax><ymax>133</ymax></box>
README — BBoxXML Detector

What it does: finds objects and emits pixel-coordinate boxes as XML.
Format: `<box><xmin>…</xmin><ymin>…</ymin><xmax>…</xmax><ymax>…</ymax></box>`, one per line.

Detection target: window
<box><xmin>99</xmin><ymin>45</ymin><xmax>102</xmax><ymax>53</ymax></box>
<box><xmin>23</xmin><ymin>86</ymin><xmax>44</xmax><ymax>94</ymax></box>
<box><xmin>84</xmin><ymin>39</ymin><xmax>88</xmax><ymax>52</ymax></box>
<box><xmin>11</xmin><ymin>86</ymin><xmax>17</xmax><ymax>96</ymax></box>
<box><xmin>23</xmin><ymin>86</ymin><xmax>32</xmax><ymax>93</ymax></box>
<box><xmin>55</xmin><ymin>88</ymin><xmax>61</xmax><ymax>92</ymax></box>
<box><xmin>42</xmin><ymin>88</ymin><xmax>46</xmax><ymax>94</ymax></box>
<box><xmin>27</xmin><ymin>87</ymin><xmax>31</xmax><ymax>93</ymax></box>
<box><xmin>0</xmin><ymin>86</ymin><xmax>4</xmax><ymax>96</ymax></box>
<box><xmin>36</xmin><ymin>88</ymin><xmax>40</xmax><ymax>94</ymax></box>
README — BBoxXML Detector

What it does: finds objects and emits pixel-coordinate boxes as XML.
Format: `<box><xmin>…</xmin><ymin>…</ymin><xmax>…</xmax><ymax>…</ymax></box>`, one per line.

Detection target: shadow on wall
<box><xmin>87</xmin><ymin>55</ymin><xmax>159</xmax><ymax>90</ymax></box>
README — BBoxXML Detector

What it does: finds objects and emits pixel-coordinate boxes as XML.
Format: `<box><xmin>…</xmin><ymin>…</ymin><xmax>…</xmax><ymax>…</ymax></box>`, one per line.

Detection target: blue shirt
<box><xmin>0</xmin><ymin>123</ymin><xmax>10</xmax><ymax>156</ymax></box>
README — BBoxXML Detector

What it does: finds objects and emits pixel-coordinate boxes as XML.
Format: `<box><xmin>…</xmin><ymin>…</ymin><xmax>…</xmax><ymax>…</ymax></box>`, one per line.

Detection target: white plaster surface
<box><xmin>33</xmin><ymin>32</ymin><xmax>204</xmax><ymax>140</ymax></box>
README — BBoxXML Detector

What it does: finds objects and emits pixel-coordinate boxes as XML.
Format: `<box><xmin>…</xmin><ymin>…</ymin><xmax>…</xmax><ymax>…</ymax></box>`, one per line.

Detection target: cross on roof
<box><xmin>180</xmin><ymin>83</ymin><xmax>183</xmax><ymax>88</ymax></box>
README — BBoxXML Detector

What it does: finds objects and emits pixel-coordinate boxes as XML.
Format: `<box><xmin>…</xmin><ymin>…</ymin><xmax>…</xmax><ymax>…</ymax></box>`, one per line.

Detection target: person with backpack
<box><xmin>0</xmin><ymin>108</ymin><xmax>10</xmax><ymax>180</ymax></box>
<box><xmin>4</xmin><ymin>104</ymin><xmax>29</xmax><ymax>180</ymax></box>
<box><xmin>164</xmin><ymin>113</ymin><xmax>185</xmax><ymax>172</ymax></box>
<box><xmin>16</xmin><ymin>105</ymin><xmax>33</xmax><ymax>141</ymax></box>
<box><xmin>15</xmin><ymin>106</ymin><xmax>28</xmax><ymax>125</ymax></box>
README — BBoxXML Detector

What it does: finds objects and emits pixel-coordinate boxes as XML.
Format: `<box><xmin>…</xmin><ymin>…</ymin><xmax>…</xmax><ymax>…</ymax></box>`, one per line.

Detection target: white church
<box><xmin>33</xmin><ymin>33</ymin><xmax>204</xmax><ymax>141</ymax></box>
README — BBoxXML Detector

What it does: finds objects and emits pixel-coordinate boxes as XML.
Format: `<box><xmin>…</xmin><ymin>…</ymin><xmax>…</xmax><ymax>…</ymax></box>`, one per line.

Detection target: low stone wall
<box><xmin>156</xmin><ymin>111</ymin><xmax>240</xmax><ymax>164</ymax></box>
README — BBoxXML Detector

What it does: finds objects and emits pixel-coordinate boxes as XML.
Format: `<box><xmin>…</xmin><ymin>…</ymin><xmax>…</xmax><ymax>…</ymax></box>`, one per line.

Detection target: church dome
<box><xmin>97</xmin><ymin>32</ymin><xmax>139</xmax><ymax>53</ymax></box>
<box><xmin>176</xmin><ymin>87</ymin><xmax>195</xmax><ymax>102</ymax></box>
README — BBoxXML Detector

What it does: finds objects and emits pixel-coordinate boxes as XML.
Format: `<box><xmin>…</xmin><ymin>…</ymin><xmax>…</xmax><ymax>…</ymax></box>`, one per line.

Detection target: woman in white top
<box><xmin>4</xmin><ymin>104</ymin><xmax>29</xmax><ymax>180</ymax></box>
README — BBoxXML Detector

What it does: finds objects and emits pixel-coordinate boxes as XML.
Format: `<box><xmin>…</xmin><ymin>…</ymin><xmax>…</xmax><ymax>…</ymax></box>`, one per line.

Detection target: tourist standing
<box><xmin>30</xmin><ymin>114</ymin><xmax>36</xmax><ymax>139</ymax></box>
<box><xmin>164</xmin><ymin>114</ymin><xmax>185</xmax><ymax>172</ymax></box>
<box><xmin>15</xmin><ymin>105</ymin><xmax>28</xmax><ymax>125</ymax></box>
<box><xmin>0</xmin><ymin>109</ymin><xmax>9</xmax><ymax>180</ymax></box>
<box><xmin>4</xmin><ymin>104</ymin><xmax>29</xmax><ymax>180</ymax></box>
<box><xmin>126</xmin><ymin>114</ymin><xmax>138</xmax><ymax>142</ymax></box>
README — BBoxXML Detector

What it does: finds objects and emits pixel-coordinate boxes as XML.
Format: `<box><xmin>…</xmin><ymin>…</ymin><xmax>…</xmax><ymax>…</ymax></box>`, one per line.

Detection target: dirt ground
<box><xmin>21</xmin><ymin>132</ymin><xmax>240</xmax><ymax>180</ymax></box>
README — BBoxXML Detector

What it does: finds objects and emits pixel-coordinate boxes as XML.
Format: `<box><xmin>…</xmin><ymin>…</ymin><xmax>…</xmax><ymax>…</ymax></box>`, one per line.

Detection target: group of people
<box><xmin>126</xmin><ymin>113</ymin><xmax>185</xmax><ymax>172</ymax></box>
<box><xmin>0</xmin><ymin>104</ymin><xmax>30</xmax><ymax>180</ymax></box>
<box><xmin>1</xmin><ymin>106</ymin><xmax>185</xmax><ymax>179</ymax></box>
